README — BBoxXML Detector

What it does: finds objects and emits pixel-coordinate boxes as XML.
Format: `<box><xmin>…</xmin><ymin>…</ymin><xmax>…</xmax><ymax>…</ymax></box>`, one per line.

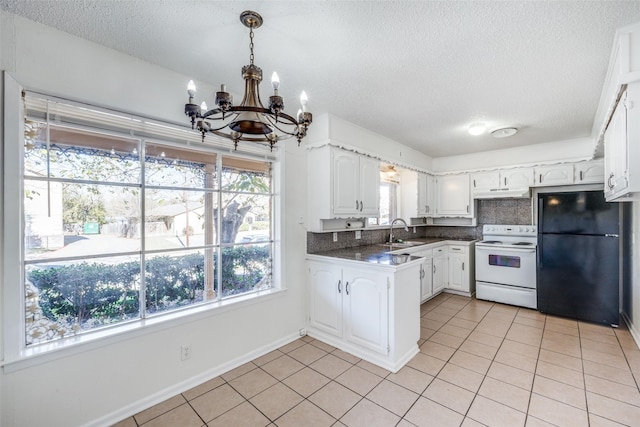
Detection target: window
<box><xmin>368</xmin><ymin>165</ymin><xmax>399</xmax><ymax>226</ymax></box>
<box><xmin>21</xmin><ymin>94</ymin><xmax>275</xmax><ymax>348</ymax></box>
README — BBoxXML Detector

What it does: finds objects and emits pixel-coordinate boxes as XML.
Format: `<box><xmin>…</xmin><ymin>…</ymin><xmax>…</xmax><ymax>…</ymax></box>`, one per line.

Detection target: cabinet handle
<box><xmin>433</xmin><ymin>265</ymin><xmax>436</xmax><ymax>274</ymax></box>
<box><xmin>345</xmin><ymin>282</ymin><xmax>350</xmax><ymax>295</ymax></box>
<box><xmin>355</xmin><ymin>200</ymin><xmax>359</xmax><ymax>210</ymax></box>
<box><xmin>473</xmin><ymin>179</ymin><xmax>476</xmax><ymax>188</ymax></box>
<box><xmin>539</xmin><ymin>174</ymin><xmax>542</xmax><ymax>183</ymax></box>
<box><xmin>360</xmin><ymin>200</ymin><xmax>363</xmax><ymax>211</ymax></box>
<box><xmin>451</xmin><ymin>247</ymin><xmax>461</xmax><ymax>251</ymax></box>
<box><xmin>466</xmin><ymin>205</ymin><xmax>469</xmax><ymax>213</ymax></box>
<box><xmin>608</xmin><ymin>172</ymin><xmax>615</xmax><ymax>189</ymax></box>
<box><xmin>338</xmin><ymin>280</ymin><xmax>342</xmax><ymax>293</ymax></box>
<box><xmin>462</xmin><ymin>262</ymin><xmax>465</xmax><ymax>271</ymax></box>
<box><xmin>504</xmin><ymin>177</ymin><xmax>507</xmax><ymax>186</ymax></box>
<box><xmin>579</xmin><ymin>171</ymin><xmax>584</xmax><ymax>181</ymax></box>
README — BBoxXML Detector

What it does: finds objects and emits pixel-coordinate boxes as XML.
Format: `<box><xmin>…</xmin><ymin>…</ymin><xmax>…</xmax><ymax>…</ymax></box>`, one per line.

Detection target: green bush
<box><xmin>27</xmin><ymin>245</ymin><xmax>271</xmax><ymax>336</ymax></box>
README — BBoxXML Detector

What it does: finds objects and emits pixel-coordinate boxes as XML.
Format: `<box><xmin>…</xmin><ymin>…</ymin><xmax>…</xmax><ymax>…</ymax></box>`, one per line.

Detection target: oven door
<box><xmin>475</xmin><ymin>245</ymin><xmax>537</xmax><ymax>288</ymax></box>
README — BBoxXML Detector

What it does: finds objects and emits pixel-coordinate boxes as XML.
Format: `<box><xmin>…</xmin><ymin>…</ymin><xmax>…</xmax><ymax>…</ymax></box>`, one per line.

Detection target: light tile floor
<box><xmin>113</xmin><ymin>293</ymin><xmax>640</xmax><ymax>427</ymax></box>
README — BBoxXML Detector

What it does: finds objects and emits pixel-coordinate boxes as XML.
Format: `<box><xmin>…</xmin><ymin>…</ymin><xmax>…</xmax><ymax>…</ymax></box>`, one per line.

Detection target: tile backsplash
<box><xmin>307</xmin><ymin>198</ymin><xmax>532</xmax><ymax>253</ymax></box>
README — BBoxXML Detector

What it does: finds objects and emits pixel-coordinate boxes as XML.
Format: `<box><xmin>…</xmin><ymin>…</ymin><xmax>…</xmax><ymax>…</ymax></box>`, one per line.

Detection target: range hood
<box><xmin>473</xmin><ymin>187</ymin><xmax>531</xmax><ymax>199</ymax></box>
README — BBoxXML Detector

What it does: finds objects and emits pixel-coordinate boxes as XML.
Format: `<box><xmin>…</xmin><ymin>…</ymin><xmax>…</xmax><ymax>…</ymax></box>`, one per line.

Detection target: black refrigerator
<box><xmin>537</xmin><ymin>190</ymin><xmax>620</xmax><ymax>326</ymax></box>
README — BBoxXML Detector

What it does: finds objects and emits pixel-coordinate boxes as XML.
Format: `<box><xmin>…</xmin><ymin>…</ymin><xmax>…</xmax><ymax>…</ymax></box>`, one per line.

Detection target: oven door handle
<box><xmin>476</xmin><ymin>247</ymin><xmax>536</xmax><ymax>254</ymax></box>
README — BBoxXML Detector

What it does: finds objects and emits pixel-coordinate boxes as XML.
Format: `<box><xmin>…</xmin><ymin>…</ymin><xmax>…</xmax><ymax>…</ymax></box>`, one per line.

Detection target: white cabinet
<box><xmin>308</xmin><ymin>262</ymin><xmax>343</xmax><ymax>337</ymax></box>
<box><xmin>534</xmin><ymin>164</ymin><xmax>574</xmax><ymax>186</ymax></box>
<box><xmin>435</xmin><ymin>174</ymin><xmax>473</xmax><ymax>217</ymax></box>
<box><xmin>342</xmin><ymin>268</ymin><xmax>389</xmax><ymax>354</ymax></box>
<box><xmin>447</xmin><ymin>245</ymin><xmax>473</xmax><ymax>294</ymax></box>
<box><xmin>307</xmin><ymin>146</ymin><xmax>380</xmax><ymax>231</ymax></box>
<box><xmin>306</xmin><ymin>258</ymin><xmax>421</xmax><ymax>372</ymax></box>
<box><xmin>413</xmin><ymin>248</ymin><xmax>434</xmax><ymax>302</ymax></box>
<box><xmin>332</xmin><ymin>149</ymin><xmax>380</xmax><ymax>216</ymax></box>
<box><xmin>603</xmin><ymin>86</ymin><xmax>640</xmax><ymax>201</ymax></box>
<box><xmin>432</xmin><ymin>246</ymin><xmax>447</xmax><ymax>294</ymax></box>
<box><xmin>574</xmin><ymin>159</ymin><xmax>604</xmax><ymax>184</ymax></box>
<box><xmin>471</xmin><ymin>168</ymin><xmax>534</xmax><ymax>197</ymax></box>
<box><xmin>417</xmin><ymin>173</ymin><xmax>436</xmax><ymax>216</ymax></box>
<box><xmin>308</xmin><ymin>261</ymin><xmax>388</xmax><ymax>353</ymax></box>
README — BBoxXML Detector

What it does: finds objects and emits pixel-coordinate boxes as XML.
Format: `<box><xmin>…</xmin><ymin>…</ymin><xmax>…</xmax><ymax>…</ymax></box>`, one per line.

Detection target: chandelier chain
<box><xmin>249</xmin><ymin>27</ymin><xmax>255</xmax><ymax>65</ymax></box>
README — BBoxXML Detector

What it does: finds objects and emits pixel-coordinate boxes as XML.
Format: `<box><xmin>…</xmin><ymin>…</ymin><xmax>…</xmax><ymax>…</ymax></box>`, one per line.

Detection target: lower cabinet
<box><xmin>446</xmin><ymin>244</ymin><xmax>475</xmax><ymax>295</ymax></box>
<box><xmin>432</xmin><ymin>246</ymin><xmax>448</xmax><ymax>294</ymax></box>
<box><xmin>307</xmin><ymin>258</ymin><xmax>421</xmax><ymax>372</ymax></box>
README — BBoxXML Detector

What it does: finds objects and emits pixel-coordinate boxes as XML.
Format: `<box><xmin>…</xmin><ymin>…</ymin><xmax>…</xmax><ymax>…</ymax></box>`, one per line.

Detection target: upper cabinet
<box><xmin>471</xmin><ymin>168</ymin><xmax>533</xmax><ymax>198</ymax></box>
<box><xmin>308</xmin><ymin>146</ymin><xmax>380</xmax><ymax>231</ymax></box>
<box><xmin>597</xmin><ymin>23</ymin><xmax>640</xmax><ymax>201</ymax></box>
<box><xmin>604</xmin><ymin>85</ymin><xmax>640</xmax><ymax>201</ymax></box>
<box><xmin>534</xmin><ymin>164</ymin><xmax>574</xmax><ymax>186</ymax></box>
<box><xmin>575</xmin><ymin>159</ymin><xmax>605</xmax><ymax>184</ymax></box>
<box><xmin>435</xmin><ymin>174</ymin><xmax>473</xmax><ymax>217</ymax></box>
<box><xmin>332</xmin><ymin>150</ymin><xmax>380</xmax><ymax>216</ymax></box>
<box><xmin>417</xmin><ymin>173</ymin><xmax>436</xmax><ymax>217</ymax></box>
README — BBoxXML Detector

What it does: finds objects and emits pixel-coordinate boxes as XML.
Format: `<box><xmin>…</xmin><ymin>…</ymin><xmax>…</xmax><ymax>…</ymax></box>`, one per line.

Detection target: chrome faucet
<box><xmin>389</xmin><ymin>218</ymin><xmax>409</xmax><ymax>244</ymax></box>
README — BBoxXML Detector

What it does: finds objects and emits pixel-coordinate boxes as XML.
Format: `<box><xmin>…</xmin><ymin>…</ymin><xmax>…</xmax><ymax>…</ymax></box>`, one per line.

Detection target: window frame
<box><xmin>2</xmin><ymin>82</ymin><xmax>284</xmax><ymax>369</ymax></box>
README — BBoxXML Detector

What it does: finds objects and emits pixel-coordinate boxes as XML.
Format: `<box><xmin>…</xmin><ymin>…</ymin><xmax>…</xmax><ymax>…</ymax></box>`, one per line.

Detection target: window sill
<box><xmin>2</xmin><ymin>288</ymin><xmax>287</xmax><ymax>373</ymax></box>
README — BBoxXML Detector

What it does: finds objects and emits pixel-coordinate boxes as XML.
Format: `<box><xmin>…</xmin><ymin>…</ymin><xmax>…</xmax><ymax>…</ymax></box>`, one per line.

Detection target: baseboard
<box><xmin>621</xmin><ymin>311</ymin><xmax>640</xmax><ymax>349</ymax></box>
<box><xmin>84</xmin><ymin>331</ymin><xmax>302</xmax><ymax>427</ymax></box>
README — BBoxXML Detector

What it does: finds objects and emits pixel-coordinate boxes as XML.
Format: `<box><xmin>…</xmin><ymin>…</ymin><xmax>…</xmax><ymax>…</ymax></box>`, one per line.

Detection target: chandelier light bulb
<box><xmin>297</xmin><ymin>109</ymin><xmax>302</xmax><ymax>122</ymax></box>
<box><xmin>271</xmin><ymin>72</ymin><xmax>280</xmax><ymax>92</ymax></box>
<box><xmin>300</xmin><ymin>91</ymin><xmax>308</xmax><ymax>112</ymax></box>
<box><xmin>468</xmin><ymin>122</ymin><xmax>487</xmax><ymax>136</ymax></box>
<box><xmin>187</xmin><ymin>80</ymin><xmax>196</xmax><ymax>98</ymax></box>
<box><xmin>200</xmin><ymin>101</ymin><xmax>208</xmax><ymax>115</ymax></box>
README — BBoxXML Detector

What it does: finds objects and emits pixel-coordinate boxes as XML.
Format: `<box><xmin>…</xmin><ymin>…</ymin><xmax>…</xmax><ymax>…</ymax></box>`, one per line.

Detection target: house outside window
<box><xmin>20</xmin><ymin>93</ymin><xmax>276</xmax><ymax>348</ymax></box>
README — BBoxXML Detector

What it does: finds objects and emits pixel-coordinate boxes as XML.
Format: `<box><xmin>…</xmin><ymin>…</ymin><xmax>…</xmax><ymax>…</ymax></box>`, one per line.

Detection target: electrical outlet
<box><xmin>181</xmin><ymin>344</ymin><xmax>192</xmax><ymax>361</ymax></box>
<box><xmin>297</xmin><ymin>216</ymin><xmax>304</xmax><ymax>224</ymax></box>
<box><xmin>333</xmin><ymin>232</ymin><xmax>338</xmax><ymax>242</ymax></box>
<box><xmin>299</xmin><ymin>328</ymin><xmax>307</xmax><ymax>337</ymax></box>
<box><xmin>355</xmin><ymin>230</ymin><xmax>362</xmax><ymax>239</ymax></box>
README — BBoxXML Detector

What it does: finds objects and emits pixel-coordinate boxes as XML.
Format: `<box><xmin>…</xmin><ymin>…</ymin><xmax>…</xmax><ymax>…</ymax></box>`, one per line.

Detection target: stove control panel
<box><xmin>482</xmin><ymin>224</ymin><xmax>537</xmax><ymax>236</ymax></box>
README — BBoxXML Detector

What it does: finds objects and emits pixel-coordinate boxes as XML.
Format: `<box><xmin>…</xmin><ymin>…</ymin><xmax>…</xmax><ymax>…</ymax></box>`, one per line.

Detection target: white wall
<box><xmin>432</xmin><ymin>137</ymin><xmax>595</xmax><ymax>173</ymax></box>
<box><xmin>625</xmin><ymin>200</ymin><xmax>640</xmax><ymax>343</ymax></box>
<box><xmin>1</xmin><ymin>12</ymin><xmax>307</xmax><ymax>427</ymax></box>
<box><xmin>307</xmin><ymin>113</ymin><xmax>434</xmax><ymax>171</ymax></box>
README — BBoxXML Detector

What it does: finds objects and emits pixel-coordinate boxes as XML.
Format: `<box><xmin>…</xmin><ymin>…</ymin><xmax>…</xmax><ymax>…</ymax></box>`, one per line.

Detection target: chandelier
<box><xmin>184</xmin><ymin>10</ymin><xmax>312</xmax><ymax>151</ymax></box>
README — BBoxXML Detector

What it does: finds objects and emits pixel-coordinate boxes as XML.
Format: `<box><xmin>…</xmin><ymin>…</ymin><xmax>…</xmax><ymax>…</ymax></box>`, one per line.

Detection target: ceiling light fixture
<box><xmin>468</xmin><ymin>123</ymin><xmax>487</xmax><ymax>136</ymax></box>
<box><xmin>491</xmin><ymin>127</ymin><xmax>518</xmax><ymax>138</ymax></box>
<box><xmin>184</xmin><ymin>10</ymin><xmax>312</xmax><ymax>151</ymax></box>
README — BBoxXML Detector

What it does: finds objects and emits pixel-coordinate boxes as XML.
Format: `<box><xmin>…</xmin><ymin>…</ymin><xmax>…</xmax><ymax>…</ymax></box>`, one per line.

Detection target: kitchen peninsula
<box><xmin>306</xmin><ymin>237</ymin><xmax>475</xmax><ymax>372</ymax></box>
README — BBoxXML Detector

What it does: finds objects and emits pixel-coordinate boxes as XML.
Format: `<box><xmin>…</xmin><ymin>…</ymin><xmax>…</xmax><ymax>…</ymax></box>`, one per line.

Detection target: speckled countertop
<box><xmin>307</xmin><ymin>237</ymin><xmax>477</xmax><ymax>267</ymax></box>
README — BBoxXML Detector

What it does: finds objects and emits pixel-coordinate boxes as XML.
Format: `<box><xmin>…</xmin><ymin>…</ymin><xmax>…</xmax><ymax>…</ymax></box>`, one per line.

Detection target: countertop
<box><xmin>307</xmin><ymin>237</ymin><xmax>477</xmax><ymax>267</ymax></box>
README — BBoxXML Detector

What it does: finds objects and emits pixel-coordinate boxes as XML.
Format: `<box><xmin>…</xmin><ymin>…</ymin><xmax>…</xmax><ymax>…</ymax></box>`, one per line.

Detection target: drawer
<box><xmin>448</xmin><ymin>245</ymin><xmax>467</xmax><ymax>254</ymax></box>
<box><xmin>433</xmin><ymin>246</ymin><xmax>447</xmax><ymax>255</ymax></box>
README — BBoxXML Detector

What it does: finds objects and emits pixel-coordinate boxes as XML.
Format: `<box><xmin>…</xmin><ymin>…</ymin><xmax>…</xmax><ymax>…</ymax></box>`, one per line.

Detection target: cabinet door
<box><xmin>359</xmin><ymin>156</ymin><xmax>381</xmax><ymax>215</ymax></box>
<box><xmin>503</xmin><ymin>167</ymin><xmax>534</xmax><ymax>188</ymax></box>
<box><xmin>417</xmin><ymin>173</ymin><xmax>428</xmax><ymax>216</ymax></box>
<box><xmin>425</xmin><ymin>174</ymin><xmax>436</xmax><ymax>217</ymax></box>
<box><xmin>308</xmin><ymin>262</ymin><xmax>343</xmax><ymax>338</ymax></box>
<box><xmin>420</xmin><ymin>258</ymin><xmax>434</xmax><ymax>302</ymax></box>
<box><xmin>534</xmin><ymin>164</ymin><xmax>574</xmax><ymax>186</ymax></box>
<box><xmin>447</xmin><ymin>252</ymin><xmax>466</xmax><ymax>292</ymax></box>
<box><xmin>605</xmin><ymin>95</ymin><xmax>628</xmax><ymax>199</ymax></box>
<box><xmin>471</xmin><ymin>171</ymin><xmax>500</xmax><ymax>191</ymax></box>
<box><xmin>575</xmin><ymin>160</ymin><xmax>604</xmax><ymax>184</ymax></box>
<box><xmin>332</xmin><ymin>150</ymin><xmax>360</xmax><ymax>215</ymax></box>
<box><xmin>432</xmin><ymin>253</ymin><xmax>447</xmax><ymax>294</ymax></box>
<box><xmin>435</xmin><ymin>175</ymin><xmax>471</xmax><ymax>216</ymax></box>
<box><xmin>343</xmin><ymin>268</ymin><xmax>389</xmax><ymax>355</ymax></box>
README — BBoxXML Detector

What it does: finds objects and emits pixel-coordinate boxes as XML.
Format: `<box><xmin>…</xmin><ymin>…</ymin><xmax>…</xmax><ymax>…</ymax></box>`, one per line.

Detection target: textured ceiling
<box><xmin>2</xmin><ymin>1</ymin><xmax>640</xmax><ymax>157</ymax></box>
